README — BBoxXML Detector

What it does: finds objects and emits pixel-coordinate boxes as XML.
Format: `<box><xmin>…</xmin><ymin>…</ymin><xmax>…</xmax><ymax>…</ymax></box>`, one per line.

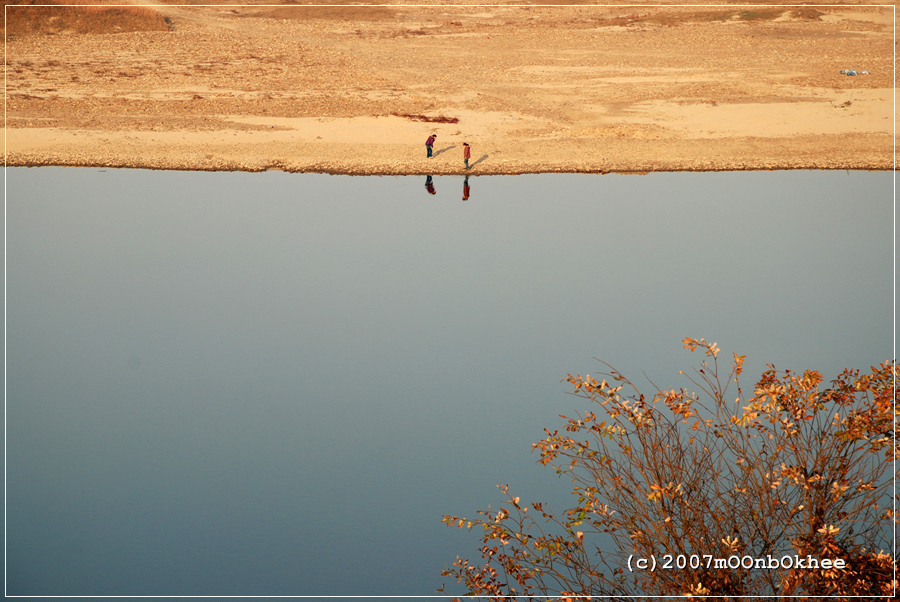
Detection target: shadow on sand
<box><xmin>469</xmin><ymin>154</ymin><xmax>488</xmax><ymax>168</ymax></box>
<box><xmin>433</xmin><ymin>145</ymin><xmax>456</xmax><ymax>158</ymax></box>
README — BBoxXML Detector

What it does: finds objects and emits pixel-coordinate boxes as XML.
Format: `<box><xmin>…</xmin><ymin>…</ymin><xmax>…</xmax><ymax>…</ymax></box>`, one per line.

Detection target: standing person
<box><xmin>426</xmin><ymin>134</ymin><xmax>436</xmax><ymax>158</ymax></box>
<box><xmin>463</xmin><ymin>142</ymin><xmax>471</xmax><ymax>169</ymax></box>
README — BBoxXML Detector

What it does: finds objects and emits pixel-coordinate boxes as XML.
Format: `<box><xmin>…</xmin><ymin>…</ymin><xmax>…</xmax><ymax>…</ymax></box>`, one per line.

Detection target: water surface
<box><xmin>6</xmin><ymin>168</ymin><xmax>894</xmax><ymax>596</ymax></box>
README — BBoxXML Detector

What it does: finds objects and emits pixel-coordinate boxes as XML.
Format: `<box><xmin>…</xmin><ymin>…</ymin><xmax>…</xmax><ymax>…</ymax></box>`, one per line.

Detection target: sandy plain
<box><xmin>4</xmin><ymin>2</ymin><xmax>896</xmax><ymax>174</ymax></box>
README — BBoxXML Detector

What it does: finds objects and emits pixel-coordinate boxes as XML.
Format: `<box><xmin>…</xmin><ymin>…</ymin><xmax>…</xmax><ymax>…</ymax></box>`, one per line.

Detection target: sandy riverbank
<box><xmin>5</xmin><ymin>3</ymin><xmax>895</xmax><ymax>174</ymax></box>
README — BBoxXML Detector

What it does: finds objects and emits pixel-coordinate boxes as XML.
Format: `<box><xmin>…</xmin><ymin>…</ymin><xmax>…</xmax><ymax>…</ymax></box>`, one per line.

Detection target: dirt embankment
<box><xmin>4</xmin><ymin>3</ymin><xmax>895</xmax><ymax>174</ymax></box>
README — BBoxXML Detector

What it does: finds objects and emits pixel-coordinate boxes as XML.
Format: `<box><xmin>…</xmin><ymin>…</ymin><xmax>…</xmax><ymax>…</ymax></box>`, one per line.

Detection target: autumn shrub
<box><xmin>441</xmin><ymin>338</ymin><xmax>897</xmax><ymax>599</ymax></box>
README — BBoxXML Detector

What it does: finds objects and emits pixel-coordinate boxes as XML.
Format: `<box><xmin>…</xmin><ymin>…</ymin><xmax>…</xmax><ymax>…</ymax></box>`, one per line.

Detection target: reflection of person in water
<box><xmin>462</xmin><ymin>175</ymin><xmax>470</xmax><ymax>201</ymax></box>
<box><xmin>425</xmin><ymin>175</ymin><xmax>436</xmax><ymax>195</ymax></box>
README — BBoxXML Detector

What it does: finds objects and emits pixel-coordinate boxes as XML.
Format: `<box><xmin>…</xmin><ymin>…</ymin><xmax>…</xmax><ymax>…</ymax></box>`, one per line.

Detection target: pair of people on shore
<box><xmin>426</xmin><ymin>134</ymin><xmax>472</xmax><ymax>170</ymax></box>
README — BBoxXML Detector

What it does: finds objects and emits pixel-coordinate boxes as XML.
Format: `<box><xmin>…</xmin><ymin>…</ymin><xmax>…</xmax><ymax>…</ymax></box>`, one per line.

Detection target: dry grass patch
<box><xmin>391</xmin><ymin>113</ymin><xmax>460</xmax><ymax>124</ymax></box>
<box><xmin>5</xmin><ymin>0</ymin><xmax>171</xmax><ymax>36</ymax></box>
<box><xmin>593</xmin><ymin>7</ymin><xmax>823</xmax><ymax>27</ymax></box>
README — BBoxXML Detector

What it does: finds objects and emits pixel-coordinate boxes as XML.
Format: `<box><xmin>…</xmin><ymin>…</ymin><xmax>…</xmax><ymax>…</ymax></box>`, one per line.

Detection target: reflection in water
<box><xmin>424</xmin><ymin>175</ymin><xmax>473</xmax><ymax>200</ymax></box>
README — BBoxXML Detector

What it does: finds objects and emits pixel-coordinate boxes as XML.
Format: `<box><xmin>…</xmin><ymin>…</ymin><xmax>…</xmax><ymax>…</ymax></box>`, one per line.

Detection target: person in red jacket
<box><xmin>426</xmin><ymin>134</ymin><xmax>436</xmax><ymax>158</ymax></box>
<box><xmin>463</xmin><ymin>142</ymin><xmax>471</xmax><ymax>169</ymax></box>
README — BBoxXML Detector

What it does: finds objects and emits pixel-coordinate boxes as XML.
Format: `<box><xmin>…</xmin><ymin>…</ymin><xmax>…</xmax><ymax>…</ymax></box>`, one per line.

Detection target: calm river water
<box><xmin>6</xmin><ymin>168</ymin><xmax>894</xmax><ymax>597</ymax></box>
